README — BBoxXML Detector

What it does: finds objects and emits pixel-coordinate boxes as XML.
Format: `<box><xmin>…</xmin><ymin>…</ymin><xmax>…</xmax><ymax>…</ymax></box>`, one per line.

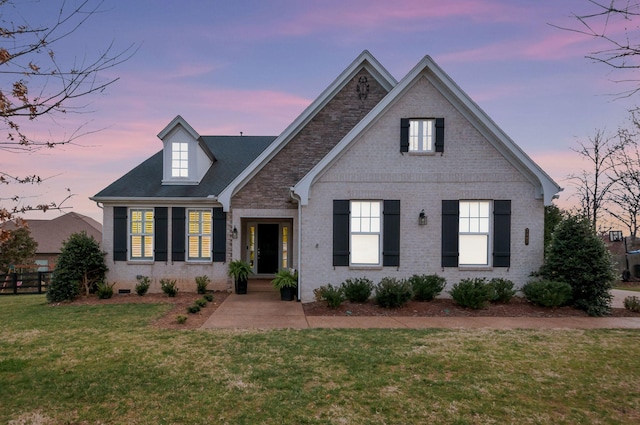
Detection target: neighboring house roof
<box><xmin>216</xmin><ymin>50</ymin><xmax>398</xmax><ymax>211</ymax></box>
<box><xmin>2</xmin><ymin>212</ymin><xmax>103</xmax><ymax>254</ymax></box>
<box><xmin>293</xmin><ymin>55</ymin><xmax>562</xmax><ymax>205</ymax></box>
<box><xmin>92</xmin><ymin>136</ymin><xmax>276</xmax><ymax>201</ymax></box>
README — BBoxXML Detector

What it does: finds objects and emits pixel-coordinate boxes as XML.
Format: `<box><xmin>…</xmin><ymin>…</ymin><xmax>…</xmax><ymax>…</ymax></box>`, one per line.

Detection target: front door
<box><xmin>257</xmin><ymin>223</ymin><xmax>279</xmax><ymax>274</ymax></box>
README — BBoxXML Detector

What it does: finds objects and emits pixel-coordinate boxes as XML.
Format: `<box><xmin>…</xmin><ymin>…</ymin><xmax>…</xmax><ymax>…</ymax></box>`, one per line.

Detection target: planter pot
<box><xmin>235</xmin><ymin>277</ymin><xmax>248</xmax><ymax>294</ymax></box>
<box><xmin>279</xmin><ymin>286</ymin><xmax>295</xmax><ymax>301</ymax></box>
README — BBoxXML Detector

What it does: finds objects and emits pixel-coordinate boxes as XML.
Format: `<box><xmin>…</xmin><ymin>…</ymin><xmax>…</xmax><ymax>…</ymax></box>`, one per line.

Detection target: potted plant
<box><xmin>228</xmin><ymin>260</ymin><xmax>252</xmax><ymax>294</ymax></box>
<box><xmin>271</xmin><ymin>268</ymin><xmax>298</xmax><ymax>301</ymax></box>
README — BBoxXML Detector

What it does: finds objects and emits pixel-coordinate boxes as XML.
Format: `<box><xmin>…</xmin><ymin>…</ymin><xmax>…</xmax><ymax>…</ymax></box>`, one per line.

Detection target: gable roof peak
<box><xmin>157</xmin><ymin>115</ymin><xmax>200</xmax><ymax>140</ymax></box>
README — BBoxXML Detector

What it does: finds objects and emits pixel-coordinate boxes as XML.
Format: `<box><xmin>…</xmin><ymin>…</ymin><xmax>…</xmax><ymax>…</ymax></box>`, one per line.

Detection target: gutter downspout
<box><xmin>289</xmin><ymin>189</ymin><xmax>302</xmax><ymax>302</ymax></box>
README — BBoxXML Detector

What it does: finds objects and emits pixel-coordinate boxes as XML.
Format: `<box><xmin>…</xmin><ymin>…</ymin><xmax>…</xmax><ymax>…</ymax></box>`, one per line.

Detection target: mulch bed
<box><xmin>63</xmin><ymin>292</ymin><xmax>640</xmax><ymax>330</ymax></box>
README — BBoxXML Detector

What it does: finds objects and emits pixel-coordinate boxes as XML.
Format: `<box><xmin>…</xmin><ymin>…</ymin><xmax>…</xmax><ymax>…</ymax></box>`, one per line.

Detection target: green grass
<box><xmin>614</xmin><ymin>285</ymin><xmax>640</xmax><ymax>292</ymax></box>
<box><xmin>1</xmin><ymin>296</ymin><xmax>640</xmax><ymax>424</ymax></box>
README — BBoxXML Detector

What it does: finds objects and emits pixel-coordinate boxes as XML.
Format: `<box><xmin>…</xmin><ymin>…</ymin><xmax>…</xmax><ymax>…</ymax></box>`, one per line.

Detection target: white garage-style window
<box><xmin>350</xmin><ymin>200</ymin><xmax>381</xmax><ymax>265</ymax></box>
<box><xmin>187</xmin><ymin>209</ymin><xmax>212</xmax><ymax>261</ymax></box>
<box><xmin>130</xmin><ymin>208</ymin><xmax>154</xmax><ymax>260</ymax></box>
<box><xmin>459</xmin><ymin>201</ymin><xmax>490</xmax><ymax>266</ymax></box>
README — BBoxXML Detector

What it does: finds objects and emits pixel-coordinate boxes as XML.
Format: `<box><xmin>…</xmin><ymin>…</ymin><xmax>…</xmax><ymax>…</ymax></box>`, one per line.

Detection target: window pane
<box><xmin>201</xmin><ymin>237</ymin><xmax>211</xmax><ymax>258</ymax></box>
<box><xmin>131</xmin><ymin>236</ymin><xmax>142</xmax><ymax>258</ymax></box>
<box><xmin>143</xmin><ymin>236</ymin><xmax>153</xmax><ymax>257</ymax></box>
<box><xmin>459</xmin><ymin>234</ymin><xmax>488</xmax><ymax>265</ymax></box>
<box><xmin>351</xmin><ymin>234</ymin><xmax>380</xmax><ymax>264</ymax></box>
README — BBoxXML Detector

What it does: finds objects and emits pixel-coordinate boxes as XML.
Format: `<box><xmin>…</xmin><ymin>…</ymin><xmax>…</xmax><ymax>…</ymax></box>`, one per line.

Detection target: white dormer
<box><xmin>158</xmin><ymin>115</ymin><xmax>215</xmax><ymax>185</ymax></box>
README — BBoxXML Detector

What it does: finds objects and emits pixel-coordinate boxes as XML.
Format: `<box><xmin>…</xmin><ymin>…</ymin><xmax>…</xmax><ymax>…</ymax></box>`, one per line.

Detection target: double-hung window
<box><xmin>187</xmin><ymin>209</ymin><xmax>212</xmax><ymax>261</ymax></box>
<box><xmin>350</xmin><ymin>201</ymin><xmax>381</xmax><ymax>265</ymax></box>
<box><xmin>458</xmin><ymin>201</ymin><xmax>490</xmax><ymax>266</ymax></box>
<box><xmin>409</xmin><ymin>119</ymin><xmax>435</xmax><ymax>153</ymax></box>
<box><xmin>130</xmin><ymin>208</ymin><xmax>154</xmax><ymax>260</ymax></box>
<box><xmin>172</xmin><ymin>142</ymin><xmax>189</xmax><ymax>177</ymax></box>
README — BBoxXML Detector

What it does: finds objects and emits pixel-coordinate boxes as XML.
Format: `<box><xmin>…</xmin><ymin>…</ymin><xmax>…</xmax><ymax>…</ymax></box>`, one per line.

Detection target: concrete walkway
<box><xmin>200</xmin><ymin>283</ymin><xmax>640</xmax><ymax>330</ymax></box>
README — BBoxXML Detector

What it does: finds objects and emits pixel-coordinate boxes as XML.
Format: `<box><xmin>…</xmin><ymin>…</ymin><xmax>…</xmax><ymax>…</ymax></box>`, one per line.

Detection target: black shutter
<box><xmin>441</xmin><ymin>200</ymin><xmax>459</xmax><ymax>267</ymax></box>
<box><xmin>383</xmin><ymin>200</ymin><xmax>400</xmax><ymax>267</ymax></box>
<box><xmin>493</xmin><ymin>200</ymin><xmax>511</xmax><ymax>267</ymax></box>
<box><xmin>113</xmin><ymin>207</ymin><xmax>127</xmax><ymax>261</ymax></box>
<box><xmin>172</xmin><ymin>207</ymin><xmax>185</xmax><ymax>262</ymax></box>
<box><xmin>333</xmin><ymin>200</ymin><xmax>350</xmax><ymax>266</ymax></box>
<box><xmin>154</xmin><ymin>207</ymin><xmax>168</xmax><ymax>262</ymax></box>
<box><xmin>400</xmin><ymin>118</ymin><xmax>410</xmax><ymax>153</ymax></box>
<box><xmin>212</xmin><ymin>207</ymin><xmax>226</xmax><ymax>262</ymax></box>
<box><xmin>435</xmin><ymin>118</ymin><xmax>445</xmax><ymax>153</ymax></box>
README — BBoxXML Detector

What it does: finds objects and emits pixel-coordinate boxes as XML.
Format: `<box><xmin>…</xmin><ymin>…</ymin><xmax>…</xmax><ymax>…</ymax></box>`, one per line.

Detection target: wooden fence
<box><xmin>0</xmin><ymin>271</ymin><xmax>52</xmax><ymax>295</ymax></box>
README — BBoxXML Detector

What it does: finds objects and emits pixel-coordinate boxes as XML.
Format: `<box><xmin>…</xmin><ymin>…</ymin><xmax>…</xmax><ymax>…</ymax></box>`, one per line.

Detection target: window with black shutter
<box><xmin>212</xmin><ymin>207</ymin><xmax>226</xmax><ymax>262</ymax></box>
<box><xmin>441</xmin><ymin>200</ymin><xmax>459</xmax><ymax>267</ymax></box>
<box><xmin>172</xmin><ymin>207</ymin><xmax>185</xmax><ymax>262</ymax></box>
<box><xmin>332</xmin><ymin>200</ymin><xmax>350</xmax><ymax>266</ymax></box>
<box><xmin>493</xmin><ymin>200</ymin><xmax>511</xmax><ymax>267</ymax></box>
<box><xmin>383</xmin><ymin>200</ymin><xmax>400</xmax><ymax>267</ymax></box>
<box><xmin>154</xmin><ymin>207</ymin><xmax>168</xmax><ymax>262</ymax></box>
<box><xmin>113</xmin><ymin>207</ymin><xmax>127</xmax><ymax>261</ymax></box>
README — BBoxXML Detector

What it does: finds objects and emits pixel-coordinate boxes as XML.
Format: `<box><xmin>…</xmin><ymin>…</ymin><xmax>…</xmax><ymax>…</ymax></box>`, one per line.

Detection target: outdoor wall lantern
<box><xmin>232</xmin><ymin>226</ymin><xmax>238</xmax><ymax>239</ymax></box>
<box><xmin>419</xmin><ymin>209</ymin><xmax>427</xmax><ymax>226</ymax></box>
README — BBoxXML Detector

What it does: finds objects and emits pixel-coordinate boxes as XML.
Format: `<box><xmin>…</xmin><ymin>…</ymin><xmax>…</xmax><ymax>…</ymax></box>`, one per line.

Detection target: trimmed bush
<box><xmin>96</xmin><ymin>281</ymin><xmax>115</xmax><ymax>299</ymax></box>
<box><xmin>186</xmin><ymin>305</ymin><xmax>201</xmax><ymax>314</ymax></box>
<box><xmin>195</xmin><ymin>298</ymin><xmax>207</xmax><ymax>308</ymax></box>
<box><xmin>195</xmin><ymin>275</ymin><xmax>210</xmax><ymax>294</ymax></box>
<box><xmin>522</xmin><ymin>280</ymin><xmax>572</xmax><ymax>308</ymax></box>
<box><xmin>374</xmin><ymin>277</ymin><xmax>412</xmax><ymax>309</ymax></box>
<box><xmin>409</xmin><ymin>274</ymin><xmax>446</xmax><ymax>301</ymax></box>
<box><xmin>176</xmin><ymin>315</ymin><xmax>187</xmax><ymax>324</ymax></box>
<box><xmin>135</xmin><ymin>276</ymin><xmax>150</xmax><ymax>296</ymax></box>
<box><xmin>314</xmin><ymin>284</ymin><xmax>345</xmax><ymax>309</ymax></box>
<box><xmin>487</xmin><ymin>278</ymin><xmax>516</xmax><ymax>303</ymax></box>
<box><xmin>448</xmin><ymin>278</ymin><xmax>491</xmax><ymax>309</ymax></box>
<box><xmin>624</xmin><ymin>296</ymin><xmax>640</xmax><ymax>313</ymax></box>
<box><xmin>160</xmin><ymin>279</ymin><xmax>178</xmax><ymax>297</ymax></box>
<box><xmin>203</xmin><ymin>293</ymin><xmax>214</xmax><ymax>302</ymax></box>
<box><xmin>341</xmin><ymin>277</ymin><xmax>373</xmax><ymax>302</ymax></box>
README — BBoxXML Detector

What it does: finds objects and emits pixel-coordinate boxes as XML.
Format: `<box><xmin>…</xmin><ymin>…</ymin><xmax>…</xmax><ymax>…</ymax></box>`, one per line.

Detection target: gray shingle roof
<box><xmin>93</xmin><ymin>136</ymin><xmax>276</xmax><ymax>199</ymax></box>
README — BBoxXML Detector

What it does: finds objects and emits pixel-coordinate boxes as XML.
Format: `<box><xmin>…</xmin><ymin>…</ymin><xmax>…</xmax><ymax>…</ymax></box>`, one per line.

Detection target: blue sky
<box><xmin>3</xmin><ymin>0</ymin><xmax>638</xmax><ymax>223</ymax></box>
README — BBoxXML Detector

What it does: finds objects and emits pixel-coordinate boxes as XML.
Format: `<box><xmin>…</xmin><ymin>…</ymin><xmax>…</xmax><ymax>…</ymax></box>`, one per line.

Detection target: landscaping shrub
<box><xmin>186</xmin><ymin>305</ymin><xmax>201</xmax><ymax>314</ymax></box>
<box><xmin>522</xmin><ymin>280</ymin><xmax>572</xmax><ymax>308</ymax></box>
<box><xmin>341</xmin><ymin>277</ymin><xmax>373</xmax><ymax>302</ymax></box>
<box><xmin>135</xmin><ymin>276</ymin><xmax>150</xmax><ymax>296</ymax></box>
<box><xmin>195</xmin><ymin>275</ymin><xmax>210</xmax><ymax>294</ymax></box>
<box><xmin>409</xmin><ymin>274</ymin><xmax>446</xmax><ymax>301</ymax></box>
<box><xmin>203</xmin><ymin>293</ymin><xmax>214</xmax><ymax>302</ymax></box>
<box><xmin>160</xmin><ymin>279</ymin><xmax>178</xmax><ymax>297</ymax></box>
<box><xmin>195</xmin><ymin>298</ymin><xmax>207</xmax><ymax>308</ymax></box>
<box><xmin>96</xmin><ymin>281</ymin><xmax>115</xmax><ymax>299</ymax></box>
<box><xmin>175</xmin><ymin>315</ymin><xmax>187</xmax><ymax>324</ymax></box>
<box><xmin>314</xmin><ymin>284</ymin><xmax>345</xmax><ymax>308</ymax></box>
<box><xmin>624</xmin><ymin>296</ymin><xmax>640</xmax><ymax>313</ymax></box>
<box><xmin>47</xmin><ymin>231</ymin><xmax>107</xmax><ymax>302</ymax></box>
<box><xmin>448</xmin><ymin>278</ymin><xmax>491</xmax><ymax>309</ymax></box>
<box><xmin>487</xmin><ymin>278</ymin><xmax>516</xmax><ymax>303</ymax></box>
<box><xmin>540</xmin><ymin>213</ymin><xmax>615</xmax><ymax>316</ymax></box>
<box><xmin>374</xmin><ymin>277</ymin><xmax>412</xmax><ymax>308</ymax></box>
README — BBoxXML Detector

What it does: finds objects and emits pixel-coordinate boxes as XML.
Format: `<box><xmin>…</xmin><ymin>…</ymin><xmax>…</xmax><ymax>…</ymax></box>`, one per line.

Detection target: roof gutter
<box><xmin>289</xmin><ymin>188</ymin><xmax>303</xmax><ymax>302</ymax></box>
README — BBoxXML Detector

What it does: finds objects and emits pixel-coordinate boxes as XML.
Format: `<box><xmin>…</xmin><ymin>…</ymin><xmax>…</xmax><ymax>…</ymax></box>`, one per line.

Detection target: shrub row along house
<box><xmin>91</xmin><ymin>51</ymin><xmax>561</xmax><ymax>302</ymax></box>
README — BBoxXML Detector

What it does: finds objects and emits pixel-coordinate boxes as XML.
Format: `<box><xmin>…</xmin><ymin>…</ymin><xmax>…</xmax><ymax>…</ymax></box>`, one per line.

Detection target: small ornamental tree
<box><xmin>47</xmin><ymin>231</ymin><xmax>107</xmax><ymax>302</ymax></box>
<box><xmin>540</xmin><ymin>213</ymin><xmax>615</xmax><ymax>316</ymax></box>
<box><xmin>0</xmin><ymin>227</ymin><xmax>37</xmax><ymax>272</ymax></box>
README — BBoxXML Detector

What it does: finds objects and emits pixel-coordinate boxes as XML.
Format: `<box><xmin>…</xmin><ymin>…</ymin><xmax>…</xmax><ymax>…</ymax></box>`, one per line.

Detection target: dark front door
<box><xmin>258</xmin><ymin>224</ymin><xmax>279</xmax><ymax>274</ymax></box>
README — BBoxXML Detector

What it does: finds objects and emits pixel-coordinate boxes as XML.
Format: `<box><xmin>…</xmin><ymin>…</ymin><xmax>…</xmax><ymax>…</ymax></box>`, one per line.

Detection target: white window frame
<box><xmin>187</xmin><ymin>209</ymin><xmax>212</xmax><ymax>262</ymax></box>
<box><xmin>171</xmin><ymin>141</ymin><xmax>189</xmax><ymax>178</ymax></box>
<box><xmin>129</xmin><ymin>208</ymin><xmax>154</xmax><ymax>261</ymax></box>
<box><xmin>350</xmin><ymin>200</ymin><xmax>382</xmax><ymax>266</ymax></box>
<box><xmin>409</xmin><ymin>119</ymin><xmax>435</xmax><ymax>153</ymax></box>
<box><xmin>458</xmin><ymin>201</ymin><xmax>491</xmax><ymax>266</ymax></box>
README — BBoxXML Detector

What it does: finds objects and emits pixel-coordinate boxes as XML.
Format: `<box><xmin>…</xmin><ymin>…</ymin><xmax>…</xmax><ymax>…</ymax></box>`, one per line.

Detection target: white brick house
<box><xmin>92</xmin><ymin>51</ymin><xmax>561</xmax><ymax>301</ymax></box>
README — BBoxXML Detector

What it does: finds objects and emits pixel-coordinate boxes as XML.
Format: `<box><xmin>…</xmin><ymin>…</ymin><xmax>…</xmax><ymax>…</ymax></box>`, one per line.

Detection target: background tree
<box><xmin>568</xmin><ymin>129</ymin><xmax>623</xmax><ymax>231</ymax></box>
<box><xmin>0</xmin><ymin>0</ymin><xmax>134</xmax><ymax>240</ymax></box>
<box><xmin>544</xmin><ymin>204</ymin><xmax>565</xmax><ymax>253</ymax></box>
<box><xmin>555</xmin><ymin>0</ymin><xmax>640</xmax><ymax>98</ymax></box>
<box><xmin>47</xmin><ymin>231</ymin><xmax>106</xmax><ymax>302</ymax></box>
<box><xmin>540</xmin><ymin>213</ymin><xmax>615</xmax><ymax>316</ymax></box>
<box><xmin>0</xmin><ymin>225</ymin><xmax>36</xmax><ymax>272</ymax></box>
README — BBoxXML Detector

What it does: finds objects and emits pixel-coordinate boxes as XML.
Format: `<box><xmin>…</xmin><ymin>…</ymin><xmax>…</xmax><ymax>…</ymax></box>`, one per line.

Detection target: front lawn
<box><xmin>1</xmin><ymin>295</ymin><xmax>639</xmax><ymax>424</ymax></box>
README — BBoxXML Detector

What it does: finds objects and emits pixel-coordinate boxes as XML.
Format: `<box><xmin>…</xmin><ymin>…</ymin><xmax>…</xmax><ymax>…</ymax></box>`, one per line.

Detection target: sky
<box><xmin>2</xmin><ymin>0</ymin><xmax>640</xmax><ymax>224</ymax></box>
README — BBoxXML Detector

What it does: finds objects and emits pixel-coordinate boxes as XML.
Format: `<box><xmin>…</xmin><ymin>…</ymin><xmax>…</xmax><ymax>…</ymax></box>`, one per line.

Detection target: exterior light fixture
<box><xmin>419</xmin><ymin>209</ymin><xmax>427</xmax><ymax>226</ymax></box>
<box><xmin>232</xmin><ymin>226</ymin><xmax>238</xmax><ymax>239</ymax></box>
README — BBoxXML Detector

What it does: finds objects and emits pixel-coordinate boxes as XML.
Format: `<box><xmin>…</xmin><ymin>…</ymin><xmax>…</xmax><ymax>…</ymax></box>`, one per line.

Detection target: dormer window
<box><xmin>172</xmin><ymin>142</ymin><xmax>189</xmax><ymax>178</ymax></box>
